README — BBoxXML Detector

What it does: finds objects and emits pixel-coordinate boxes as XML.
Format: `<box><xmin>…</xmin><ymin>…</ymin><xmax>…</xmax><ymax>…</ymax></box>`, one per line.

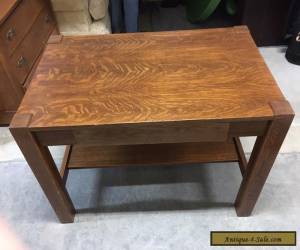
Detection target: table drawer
<box><xmin>0</xmin><ymin>0</ymin><xmax>45</xmax><ymax>57</ymax></box>
<box><xmin>9</xmin><ymin>7</ymin><xmax>54</xmax><ymax>85</ymax></box>
<box><xmin>72</xmin><ymin>121</ymin><xmax>230</xmax><ymax>146</ymax></box>
<box><xmin>33</xmin><ymin>122</ymin><xmax>229</xmax><ymax>146</ymax></box>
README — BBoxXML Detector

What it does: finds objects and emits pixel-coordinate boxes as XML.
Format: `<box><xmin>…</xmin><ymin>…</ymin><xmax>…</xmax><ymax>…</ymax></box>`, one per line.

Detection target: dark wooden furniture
<box><xmin>10</xmin><ymin>27</ymin><xmax>294</xmax><ymax>223</ymax></box>
<box><xmin>140</xmin><ymin>0</ymin><xmax>293</xmax><ymax>46</ymax></box>
<box><xmin>238</xmin><ymin>0</ymin><xmax>294</xmax><ymax>46</ymax></box>
<box><xmin>0</xmin><ymin>0</ymin><xmax>55</xmax><ymax>125</ymax></box>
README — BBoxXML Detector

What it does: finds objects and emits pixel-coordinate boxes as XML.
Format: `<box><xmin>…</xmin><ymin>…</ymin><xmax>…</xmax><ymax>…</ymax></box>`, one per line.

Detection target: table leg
<box><xmin>10</xmin><ymin>116</ymin><xmax>75</xmax><ymax>223</ymax></box>
<box><xmin>235</xmin><ymin>102</ymin><xmax>294</xmax><ymax>216</ymax></box>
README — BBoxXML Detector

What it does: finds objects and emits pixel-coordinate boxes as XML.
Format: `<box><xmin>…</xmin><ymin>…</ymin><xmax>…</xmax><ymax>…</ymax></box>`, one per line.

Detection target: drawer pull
<box><xmin>45</xmin><ymin>14</ymin><xmax>51</xmax><ymax>23</ymax></box>
<box><xmin>17</xmin><ymin>56</ymin><xmax>27</xmax><ymax>68</ymax></box>
<box><xmin>6</xmin><ymin>28</ymin><xmax>16</xmax><ymax>41</ymax></box>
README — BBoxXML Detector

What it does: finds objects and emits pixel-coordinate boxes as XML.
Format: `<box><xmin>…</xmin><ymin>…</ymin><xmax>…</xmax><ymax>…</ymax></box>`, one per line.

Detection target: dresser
<box><xmin>0</xmin><ymin>0</ymin><xmax>55</xmax><ymax>125</ymax></box>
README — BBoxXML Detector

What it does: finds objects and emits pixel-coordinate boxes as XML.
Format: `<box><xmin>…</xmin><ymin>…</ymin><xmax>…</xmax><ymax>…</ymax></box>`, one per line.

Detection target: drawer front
<box><xmin>0</xmin><ymin>0</ymin><xmax>45</xmax><ymax>57</ymax></box>
<box><xmin>73</xmin><ymin>122</ymin><xmax>230</xmax><ymax>146</ymax></box>
<box><xmin>33</xmin><ymin>121</ymin><xmax>229</xmax><ymax>146</ymax></box>
<box><xmin>9</xmin><ymin>7</ymin><xmax>54</xmax><ymax>85</ymax></box>
<box><xmin>0</xmin><ymin>63</ymin><xmax>23</xmax><ymax>112</ymax></box>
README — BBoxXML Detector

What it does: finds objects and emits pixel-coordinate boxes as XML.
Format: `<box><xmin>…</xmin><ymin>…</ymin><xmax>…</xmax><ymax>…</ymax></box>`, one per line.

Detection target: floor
<box><xmin>1</xmin><ymin>5</ymin><xmax>300</xmax><ymax>249</ymax></box>
<box><xmin>0</xmin><ymin>154</ymin><xmax>299</xmax><ymax>250</ymax></box>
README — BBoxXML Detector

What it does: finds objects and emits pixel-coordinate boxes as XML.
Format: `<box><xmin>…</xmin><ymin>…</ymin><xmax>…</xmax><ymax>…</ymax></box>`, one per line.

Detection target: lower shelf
<box><xmin>66</xmin><ymin>140</ymin><xmax>239</xmax><ymax>169</ymax></box>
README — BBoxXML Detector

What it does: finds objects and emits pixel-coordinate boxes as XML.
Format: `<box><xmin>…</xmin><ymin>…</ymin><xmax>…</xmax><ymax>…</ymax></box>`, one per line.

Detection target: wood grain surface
<box><xmin>0</xmin><ymin>0</ymin><xmax>19</xmax><ymax>25</ymax></box>
<box><xmin>0</xmin><ymin>0</ymin><xmax>55</xmax><ymax>125</ymax></box>
<box><xmin>15</xmin><ymin>27</ymin><xmax>285</xmax><ymax>129</ymax></box>
<box><xmin>0</xmin><ymin>0</ymin><xmax>45</xmax><ymax>57</ymax></box>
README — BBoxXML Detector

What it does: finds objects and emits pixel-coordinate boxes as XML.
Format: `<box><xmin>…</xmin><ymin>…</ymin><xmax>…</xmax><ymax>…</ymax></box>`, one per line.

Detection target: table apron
<box><xmin>34</xmin><ymin>120</ymin><xmax>269</xmax><ymax>146</ymax></box>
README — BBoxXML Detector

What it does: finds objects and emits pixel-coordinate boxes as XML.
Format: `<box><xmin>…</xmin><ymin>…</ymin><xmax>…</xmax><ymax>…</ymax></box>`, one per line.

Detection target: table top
<box><xmin>15</xmin><ymin>26</ymin><xmax>286</xmax><ymax>129</ymax></box>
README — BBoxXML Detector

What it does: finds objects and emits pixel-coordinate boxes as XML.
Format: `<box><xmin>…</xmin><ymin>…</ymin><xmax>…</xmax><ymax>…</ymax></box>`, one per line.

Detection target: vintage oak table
<box><xmin>10</xmin><ymin>26</ymin><xmax>294</xmax><ymax>223</ymax></box>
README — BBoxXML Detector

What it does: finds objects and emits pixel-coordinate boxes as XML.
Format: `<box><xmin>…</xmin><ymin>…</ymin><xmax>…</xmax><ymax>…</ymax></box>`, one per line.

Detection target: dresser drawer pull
<box><xmin>17</xmin><ymin>56</ymin><xmax>27</xmax><ymax>68</ymax></box>
<box><xmin>45</xmin><ymin>14</ymin><xmax>51</xmax><ymax>23</ymax></box>
<box><xmin>6</xmin><ymin>28</ymin><xmax>16</xmax><ymax>41</ymax></box>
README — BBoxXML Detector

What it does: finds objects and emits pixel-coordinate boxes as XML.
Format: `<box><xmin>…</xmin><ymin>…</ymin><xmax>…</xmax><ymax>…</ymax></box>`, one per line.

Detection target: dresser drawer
<box><xmin>0</xmin><ymin>0</ymin><xmax>45</xmax><ymax>57</ymax></box>
<box><xmin>9</xmin><ymin>7</ymin><xmax>54</xmax><ymax>85</ymax></box>
<box><xmin>0</xmin><ymin>62</ymin><xmax>23</xmax><ymax>112</ymax></box>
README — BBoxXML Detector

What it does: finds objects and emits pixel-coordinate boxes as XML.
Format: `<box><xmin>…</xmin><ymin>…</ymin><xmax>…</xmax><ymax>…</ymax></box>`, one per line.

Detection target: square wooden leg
<box><xmin>10</xmin><ymin>115</ymin><xmax>75</xmax><ymax>223</ymax></box>
<box><xmin>235</xmin><ymin>101</ymin><xmax>294</xmax><ymax>216</ymax></box>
